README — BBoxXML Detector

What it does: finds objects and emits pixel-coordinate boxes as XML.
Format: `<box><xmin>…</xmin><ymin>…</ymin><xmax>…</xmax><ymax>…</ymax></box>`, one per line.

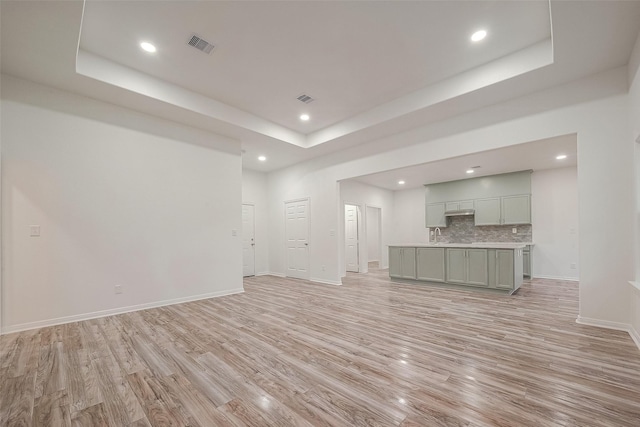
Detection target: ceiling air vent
<box><xmin>187</xmin><ymin>34</ymin><xmax>215</xmax><ymax>54</ymax></box>
<box><xmin>296</xmin><ymin>94</ymin><xmax>315</xmax><ymax>104</ymax></box>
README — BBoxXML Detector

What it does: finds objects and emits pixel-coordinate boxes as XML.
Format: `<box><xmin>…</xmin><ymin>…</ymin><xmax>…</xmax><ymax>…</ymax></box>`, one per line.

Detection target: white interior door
<box><xmin>345</xmin><ymin>204</ymin><xmax>359</xmax><ymax>272</ymax></box>
<box><xmin>242</xmin><ymin>204</ymin><xmax>255</xmax><ymax>277</ymax></box>
<box><xmin>285</xmin><ymin>199</ymin><xmax>309</xmax><ymax>279</ymax></box>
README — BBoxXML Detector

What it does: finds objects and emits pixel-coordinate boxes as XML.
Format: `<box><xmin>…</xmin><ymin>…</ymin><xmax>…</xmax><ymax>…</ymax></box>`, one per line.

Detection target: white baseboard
<box><xmin>533</xmin><ymin>274</ymin><xmax>579</xmax><ymax>281</ymax></box>
<box><xmin>310</xmin><ymin>277</ymin><xmax>343</xmax><ymax>286</ymax></box>
<box><xmin>255</xmin><ymin>272</ymin><xmax>342</xmax><ymax>286</ymax></box>
<box><xmin>1</xmin><ymin>287</ymin><xmax>244</xmax><ymax>335</ymax></box>
<box><xmin>576</xmin><ymin>316</ymin><xmax>640</xmax><ymax>351</ymax></box>
<box><xmin>576</xmin><ymin>316</ymin><xmax>631</xmax><ymax>332</ymax></box>
<box><xmin>256</xmin><ymin>272</ymin><xmax>286</xmax><ymax>278</ymax></box>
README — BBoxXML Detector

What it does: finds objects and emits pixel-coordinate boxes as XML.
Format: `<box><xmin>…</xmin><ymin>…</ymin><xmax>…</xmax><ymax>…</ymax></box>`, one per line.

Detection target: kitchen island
<box><xmin>389</xmin><ymin>243</ymin><xmax>526</xmax><ymax>294</ymax></box>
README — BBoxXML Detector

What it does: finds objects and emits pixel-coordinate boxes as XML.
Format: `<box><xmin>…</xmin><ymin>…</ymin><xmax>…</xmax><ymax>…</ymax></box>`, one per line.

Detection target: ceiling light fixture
<box><xmin>466</xmin><ymin>169</ymin><xmax>475</xmax><ymax>174</ymax></box>
<box><xmin>258</xmin><ymin>155</ymin><xmax>267</xmax><ymax>161</ymax></box>
<box><xmin>300</xmin><ymin>114</ymin><xmax>310</xmax><ymax>121</ymax></box>
<box><xmin>556</xmin><ymin>154</ymin><xmax>567</xmax><ymax>160</ymax></box>
<box><xmin>398</xmin><ymin>180</ymin><xmax>405</xmax><ymax>185</ymax></box>
<box><xmin>471</xmin><ymin>30</ymin><xmax>487</xmax><ymax>42</ymax></box>
<box><xmin>140</xmin><ymin>42</ymin><xmax>157</xmax><ymax>53</ymax></box>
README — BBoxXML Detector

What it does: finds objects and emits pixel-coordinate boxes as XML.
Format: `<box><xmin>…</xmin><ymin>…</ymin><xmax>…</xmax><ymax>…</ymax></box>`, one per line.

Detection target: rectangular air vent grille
<box><xmin>188</xmin><ymin>34</ymin><xmax>215</xmax><ymax>54</ymax></box>
<box><xmin>296</xmin><ymin>94</ymin><xmax>315</xmax><ymax>104</ymax></box>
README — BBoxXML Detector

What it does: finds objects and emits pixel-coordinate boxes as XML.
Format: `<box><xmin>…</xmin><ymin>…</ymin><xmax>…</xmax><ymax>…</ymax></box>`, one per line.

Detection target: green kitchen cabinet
<box><xmin>523</xmin><ymin>246</ymin><xmax>531</xmax><ymax>277</ymax></box>
<box><xmin>474</xmin><ymin>198</ymin><xmax>501</xmax><ymax>226</ymax></box>
<box><xmin>389</xmin><ymin>247</ymin><xmax>416</xmax><ymax>279</ymax></box>
<box><xmin>426</xmin><ymin>202</ymin><xmax>447</xmax><ymax>228</ymax></box>
<box><xmin>417</xmin><ymin>247</ymin><xmax>446</xmax><ymax>282</ymax></box>
<box><xmin>494</xmin><ymin>249</ymin><xmax>515</xmax><ymax>290</ymax></box>
<box><xmin>502</xmin><ymin>194</ymin><xmax>531</xmax><ymax>225</ymax></box>
<box><xmin>446</xmin><ymin>248</ymin><xmax>488</xmax><ymax>287</ymax></box>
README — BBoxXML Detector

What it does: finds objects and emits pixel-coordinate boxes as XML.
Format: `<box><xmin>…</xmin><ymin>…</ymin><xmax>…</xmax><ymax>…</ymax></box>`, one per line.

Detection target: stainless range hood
<box><xmin>444</xmin><ymin>209</ymin><xmax>475</xmax><ymax>217</ymax></box>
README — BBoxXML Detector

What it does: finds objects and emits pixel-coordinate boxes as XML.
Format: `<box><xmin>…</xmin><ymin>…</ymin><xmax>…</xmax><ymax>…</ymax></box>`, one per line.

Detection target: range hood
<box><xmin>444</xmin><ymin>209</ymin><xmax>475</xmax><ymax>217</ymax></box>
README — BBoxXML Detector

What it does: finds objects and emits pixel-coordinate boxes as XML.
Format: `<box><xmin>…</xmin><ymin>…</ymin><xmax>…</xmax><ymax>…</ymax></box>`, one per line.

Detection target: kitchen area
<box><xmin>389</xmin><ymin>170</ymin><xmax>534</xmax><ymax>294</ymax></box>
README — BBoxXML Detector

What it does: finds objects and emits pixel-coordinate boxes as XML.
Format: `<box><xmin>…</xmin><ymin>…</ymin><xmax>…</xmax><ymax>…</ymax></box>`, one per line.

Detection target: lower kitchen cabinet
<box><xmin>523</xmin><ymin>246</ymin><xmax>531</xmax><ymax>277</ymax></box>
<box><xmin>494</xmin><ymin>250</ymin><xmax>515</xmax><ymax>290</ymax></box>
<box><xmin>391</xmin><ymin>245</ymin><xmax>522</xmax><ymax>293</ymax></box>
<box><xmin>389</xmin><ymin>247</ymin><xmax>416</xmax><ymax>279</ymax></box>
<box><xmin>416</xmin><ymin>247</ymin><xmax>446</xmax><ymax>282</ymax></box>
<box><xmin>445</xmin><ymin>248</ymin><xmax>488</xmax><ymax>287</ymax></box>
<box><xmin>488</xmin><ymin>249</ymin><xmax>524</xmax><ymax>291</ymax></box>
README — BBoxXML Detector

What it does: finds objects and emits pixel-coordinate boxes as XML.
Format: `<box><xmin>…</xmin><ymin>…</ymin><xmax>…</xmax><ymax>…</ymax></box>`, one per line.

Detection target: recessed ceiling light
<box><xmin>258</xmin><ymin>155</ymin><xmax>267</xmax><ymax>161</ymax></box>
<box><xmin>466</xmin><ymin>169</ymin><xmax>475</xmax><ymax>174</ymax></box>
<box><xmin>140</xmin><ymin>42</ymin><xmax>157</xmax><ymax>53</ymax></box>
<box><xmin>556</xmin><ymin>154</ymin><xmax>567</xmax><ymax>160</ymax></box>
<box><xmin>300</xmin><ymin>114</ymin><xmax>310</xmax><ymax>121</ymax></box>
<box><xmin>398</xmin><ymin>180</ymin><xmax>405</xmax><ymax>185</ymax></box>
<box><xmin>471</xmin><ymin>30</ymin><xmax>487</xmax><ymax>42</ymax></box>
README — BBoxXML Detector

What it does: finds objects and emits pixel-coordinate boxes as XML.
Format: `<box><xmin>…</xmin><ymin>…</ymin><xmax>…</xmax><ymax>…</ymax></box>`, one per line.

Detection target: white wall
<box><xmin>392</xmin><ymin>187</ymin><xmax>430</xmax><ymax>244</ymax></box>
<box><xmin>531</xmin><ymin>167</ymin><xmax>579</xmax><ymax>280</ymax></box>
<box><xmin>242</xmin><ymin>169</ymin><xmax>269</xmax><ymax>275</ymax></box>
<box><xmin>628</xmin><ymin>31</ymin><xmax>640</xmax><ymax>346</ymax></box>
<box><xmin>266</xmin><ymin>67</ymin><xmax>635</xmax><ymax>329</ymax></box>
<box><xmin>1</xmin><ymin>75</ymin><xmax>243</xmax><ymax>333</ymax></box>
<box><xmin>339</xmin><ymin>180</ymin><xmax>394</xmax><ymax>275</ymax></box>
<box><xmin>366</xmin><ymin>206</ymin><xmax>380</xmax><ymax>263</ymax></box>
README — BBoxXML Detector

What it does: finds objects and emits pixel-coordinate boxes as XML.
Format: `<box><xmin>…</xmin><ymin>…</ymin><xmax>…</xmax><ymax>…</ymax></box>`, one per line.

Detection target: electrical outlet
<box><xmin>430</xmin><ymin>230</ymin><xmax>434</xmax><ymax>236</ymax></box>
<box><xmin>231</xmin><ymin>229</ymin><xmax>237</xmax><ymax>237</ymax></box>
<box><xmin>30</xmin><ymin>225</ymin><xmax>41</xmax><ymax>237</ymax></box>
<box><xmin>114</xmin><ymin>285</ymin><xmax>123</xmax><ymax>294</ymax></box>
<box><xmin>512</xmin><ymin>227</ymin><xmax>517</xmax><ymax>234</ymax></box>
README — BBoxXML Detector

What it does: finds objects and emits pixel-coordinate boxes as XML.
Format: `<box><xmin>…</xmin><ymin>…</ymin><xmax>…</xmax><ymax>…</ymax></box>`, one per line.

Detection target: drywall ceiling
<box><xmin>1</xmin><ymin>1</ymin><xmax>640</xmax><ymax>173</ymax></box>
<box><xmin>351</xmin><ymin>134</ymin><xmax>577</xmax><ymax>190</ymax></box>
<box><xmin>78</xmin><ymin>0</ymin><xmax>550</xmax><ymax>134</ymax></box>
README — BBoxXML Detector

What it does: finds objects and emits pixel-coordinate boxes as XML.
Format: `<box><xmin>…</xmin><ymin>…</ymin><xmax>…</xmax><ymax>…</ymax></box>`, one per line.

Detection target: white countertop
<box><xmin>390</xmin><ymin>242</ymin><xmax>533</xmax><ymax>249</ymax></box>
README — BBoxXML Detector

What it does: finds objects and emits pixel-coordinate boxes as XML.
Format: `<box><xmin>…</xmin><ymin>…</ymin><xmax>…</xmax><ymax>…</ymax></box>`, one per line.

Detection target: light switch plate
<box><xmin>30</xmin><ymin>225</ymin><xmax>41</xmax><ymax>237</ymax></box>
<box><xmin>512</xmin><ymin>227</ymin><xmax>517</xmax><ymax>234</ymax></box>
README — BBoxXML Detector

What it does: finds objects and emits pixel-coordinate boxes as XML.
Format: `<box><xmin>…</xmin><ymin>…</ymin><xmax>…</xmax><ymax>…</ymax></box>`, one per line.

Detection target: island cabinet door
<box><xmin>416</xmin><ymin>247</ymin><xmax>446</xmax><ymax>282</ymax></box>
<box><xmin>389</xmin><ymin>247</ymin><xmax>402</xmax><ymax>277</ymax></box>
<box><xmin>401</xmin><ymin>248</ymin><xmax>417</xmax><ymax>279</ymax></box>
<box><xmin>466</xmin><ymin>249</ymin><xmax>489</xmax><ymax>287</ymax></box>
<box><xmin>494</xmin><ymin>250</ymin><xmax>515</xmax><ymax>290</ymax></box>
<box><xmin>446</xmin><ymin>248</ymin><xmax>467</xmax><ymax>284</ymax></box>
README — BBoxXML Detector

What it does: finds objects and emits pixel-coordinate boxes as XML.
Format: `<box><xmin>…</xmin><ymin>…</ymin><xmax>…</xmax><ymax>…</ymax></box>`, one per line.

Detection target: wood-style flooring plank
<box><xmin>1</xmin><ymin>266</ymin><xmax>639</xmax><ymax>426</ymax></box>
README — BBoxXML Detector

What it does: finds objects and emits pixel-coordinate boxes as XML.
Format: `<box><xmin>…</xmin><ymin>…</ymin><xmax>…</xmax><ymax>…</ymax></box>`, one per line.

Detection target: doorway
<box><xmin>285</xmin><ymin>198</ymin><xmax>310</xmax><ymax>279</ymax></box>
<box><xmin>345</xmin><ymin>204</ymin><xmax>360</xmax><ymax>272</ymax></box>
<box><xmin>242</xmin><ymin>204</ymin><xmax>255</xmax><ymax>277</ymax></box>
<box><xmin>366</xmin><ymin>206</ymin><xmax>382</xmax><ymax>269</ymax></box>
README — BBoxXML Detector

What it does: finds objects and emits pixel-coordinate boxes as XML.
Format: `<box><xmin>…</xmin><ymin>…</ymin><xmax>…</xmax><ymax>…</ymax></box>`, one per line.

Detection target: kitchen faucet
<box><xmin>433</xmin><ymin>227</ymin><xmax>441</xmax><ymax>243</ymax></box>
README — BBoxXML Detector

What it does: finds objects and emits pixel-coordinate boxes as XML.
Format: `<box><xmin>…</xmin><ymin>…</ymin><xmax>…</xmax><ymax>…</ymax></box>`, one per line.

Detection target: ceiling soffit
<box><xmin>76</xmin><ymin>1</ymin><xmax>553</xmax><ymax>150</ymax></box>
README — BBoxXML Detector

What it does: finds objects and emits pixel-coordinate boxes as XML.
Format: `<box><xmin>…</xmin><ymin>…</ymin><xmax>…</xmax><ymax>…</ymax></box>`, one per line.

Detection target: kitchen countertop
<box><xmin>390</xmin><ymin>242</ymin><xmax>533</xmax><ymax>249</ymax></box>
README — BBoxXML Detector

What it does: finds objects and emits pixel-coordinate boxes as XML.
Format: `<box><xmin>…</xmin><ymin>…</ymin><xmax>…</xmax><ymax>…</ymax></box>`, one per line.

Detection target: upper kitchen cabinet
<box><xmin>425</xmin><ymin>170</ymin><xmax>532</xmax><ymax>226</ymax></box>
<box><xmin>426</xmin><ymin>202</ymin><xmax>447</xmax><ymax>228</ymax></box>
<box><xmin>445</xmin><ymin>200</ymin><xmax>474</xmax><ymax>212</ymax></box>
<box><xmin>474</xmin><ymin>198</ymin><xmax>501</xmax><ymax>225</ymax></box>
<box><xmin>501</xmin><ymin>194</ymin><xmax>531</xmax><ymax>225</ymax></box>
<box><xmin>474</xmin><ymin>194</ymin><xmax>531</xmax><ymax>226</ymax></box>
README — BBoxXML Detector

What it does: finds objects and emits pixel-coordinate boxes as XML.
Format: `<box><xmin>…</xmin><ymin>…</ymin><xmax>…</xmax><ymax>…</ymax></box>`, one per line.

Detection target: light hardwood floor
<box><xmin>1</xmin><ymin>266</ymin><xmax>640</xmax><ymax>426</ymax></box>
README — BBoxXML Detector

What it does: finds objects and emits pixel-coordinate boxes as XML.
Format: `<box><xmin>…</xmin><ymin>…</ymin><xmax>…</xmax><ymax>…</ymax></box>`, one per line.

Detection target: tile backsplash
<box><xmin>433</xmin><ymin>216</ymin><xmax>532</xmax><ymax>243</ymax></box>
